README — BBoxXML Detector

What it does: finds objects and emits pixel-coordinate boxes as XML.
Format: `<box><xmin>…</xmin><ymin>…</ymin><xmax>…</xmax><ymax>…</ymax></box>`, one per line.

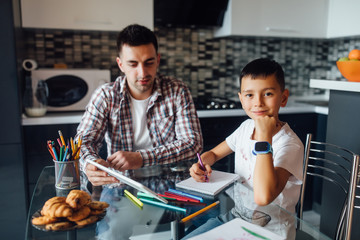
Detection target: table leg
<box><xmin>171</xmin><ymin>220</ymin><xmax>185</xmax><ymax>240</ymax></box>
<box><xmin>67</xmin><ymin>229</ymin><xmax>76</xmax><ymax>240</ymax></box>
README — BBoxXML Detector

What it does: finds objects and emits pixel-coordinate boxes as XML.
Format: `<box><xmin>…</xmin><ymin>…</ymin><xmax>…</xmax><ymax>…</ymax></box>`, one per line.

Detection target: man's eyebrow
<box><xmin>144</xmin><ymin>57</ymin><xmax>156</xmax><ymax>62</ymax></box>
<box><xmin>126</xmin><ymin>57</ymin><xmax>156</xmax><ymax>64</ymax></box>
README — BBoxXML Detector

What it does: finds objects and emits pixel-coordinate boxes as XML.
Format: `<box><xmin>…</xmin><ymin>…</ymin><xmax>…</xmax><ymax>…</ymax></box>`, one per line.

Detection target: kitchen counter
<box><xmin>310</xmin><ymin>79</ymin><xmax>360</xmax><ymax>92</ymax></box>
<box><xmin>21</xmin><ymin>94</ymin><xmax>329</xmax><ymax>126</ymax></box>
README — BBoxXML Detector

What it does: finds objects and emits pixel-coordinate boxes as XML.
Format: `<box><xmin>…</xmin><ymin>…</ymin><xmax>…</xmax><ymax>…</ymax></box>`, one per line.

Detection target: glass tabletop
<box><xmin>25</xmin><ymin>163</ymin><xmax>331</xmax><ymax>240</ymax></box>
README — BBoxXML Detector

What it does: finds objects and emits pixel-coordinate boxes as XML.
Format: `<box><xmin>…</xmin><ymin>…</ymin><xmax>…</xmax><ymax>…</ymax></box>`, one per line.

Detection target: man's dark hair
<box><xmin>240</xmin><ymin>58</ymin><xmax>285</xmax><ymax>91</ymax></box>
<box><xmin>116</xmin><ymin>24</ymin><xmax>158</xmax><ymax>55</ymax></box>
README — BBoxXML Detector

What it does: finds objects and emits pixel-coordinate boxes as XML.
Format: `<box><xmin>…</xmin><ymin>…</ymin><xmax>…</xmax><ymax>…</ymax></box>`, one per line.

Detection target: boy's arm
<box><xmin>252</xmin><ymin>116</ymin><xmax>292</xmax><ymax>206</ymax></box>
<box><xmin>190</xmin><ymin>141</ymin><xmax>233</xmax><ymax>182</ymax></box>
<box><xmin>253</xmin><ymin>154</ymin><xmax>292</xmax><ymax>206</ymax></box>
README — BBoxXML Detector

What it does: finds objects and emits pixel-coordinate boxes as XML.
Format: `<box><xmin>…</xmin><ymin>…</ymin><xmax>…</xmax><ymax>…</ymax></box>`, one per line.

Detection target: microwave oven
<box><xmin>31</xmin><ymin>69</ymin><xmax>111</xmax><ymax>112</ymax></box>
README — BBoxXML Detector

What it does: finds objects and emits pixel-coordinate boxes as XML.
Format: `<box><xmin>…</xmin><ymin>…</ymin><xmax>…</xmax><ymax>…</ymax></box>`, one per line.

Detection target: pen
<box><xmin>59</xmin><ymin>145</ymin><xmax>64</xmax><ymax>162</ymax></box>
<box><xmin>58</xmin><ymin>130</ymin><xmax>66</xmax><ymax>147</ymax></box>
<box><xmin>57</xmin><ymin>138</ymin><xmax>62</xmax><ymax>147</ymax></box>
<box><xmin>164</xmin><ymin>192</ymin><xmax>200</xmax><ymax>203</ymax></box>
<box><xmin>139</xmin><ymin>198</ymin><xmax>187</xmax><ymax>213</ymax></box>
<box><xmin>137</xmin><ymin>192</ymin><xmax>176</xmax><ymax>201</ymax></box>
<box><xmin>168</xmin><ymin>188</ymin><xmax>203</xmax><ymax>202</ymax></box>
<box><xmin>197</xmin><ymin>153</ymin><xmax>208</xmax><ymax>182</ymax></box>
<box><xmin>76</xmin><ymin>137</ymin><xmax>82</xmax><ymax>159</ymax></box>
<box><xmin>70</xmin><ymin>137</ymin><xmax>74</xmax><ymax>153</ymax></box>
<box><xmin>63</xmin><ymin>146</ymin><xmax>69</xmax><ymax>162</ymax></box>
<box><xmin>124</xmin><ymin>189</ymin><xmax>143</xmax><ymax>209</ymax></box>
<box><xmin>138</xmin><ymin>192</ymin><xmax>205</xmax><ymax>206</ymax></box>
<box><xmin>52</xmin><ymin>146</ymin><xmax>58</xmax><ymax>161</ymax></box>
<box><xmin>180</xmin><ymin>200</ymin><xmax>220</xmax><ymax>223</ymax></box>
<box><xmin>241</xmin><ymin>226</ymin><xmax>271</xmax><ymax>240</ymax></box>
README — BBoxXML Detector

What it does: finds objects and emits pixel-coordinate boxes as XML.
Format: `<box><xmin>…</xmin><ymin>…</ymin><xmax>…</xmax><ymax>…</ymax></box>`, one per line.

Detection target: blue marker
<box><xmin>139</xmin><ymin>198</ymin><xmax>187</xmax><ymax>213</ymax></box>
<box><xmin>168</xmin><ymin>188</ymin><xmax>203</xmax><ymax>202</ymax></box>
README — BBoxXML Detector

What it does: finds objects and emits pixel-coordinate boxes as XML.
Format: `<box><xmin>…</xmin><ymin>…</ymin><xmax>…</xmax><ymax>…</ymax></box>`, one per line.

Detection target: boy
<box><xmin>185</xmin><ymin>58</ymin><xmax>304</xmax><ymax>239</ymax></box>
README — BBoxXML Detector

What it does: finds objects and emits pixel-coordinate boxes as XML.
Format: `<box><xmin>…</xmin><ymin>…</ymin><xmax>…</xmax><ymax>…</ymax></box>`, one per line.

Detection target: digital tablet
<box><xmin>86</xmin><ymin>160</ymin><xmax>168</xmax><ymax>204</ymax></box>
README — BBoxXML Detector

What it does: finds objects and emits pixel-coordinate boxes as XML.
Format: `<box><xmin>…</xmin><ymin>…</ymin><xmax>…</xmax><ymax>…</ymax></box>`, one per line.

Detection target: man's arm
<box><xmin>76</xmin><ymin>87</ymin><xmax>109</xmax><ymax>175</ymax></box>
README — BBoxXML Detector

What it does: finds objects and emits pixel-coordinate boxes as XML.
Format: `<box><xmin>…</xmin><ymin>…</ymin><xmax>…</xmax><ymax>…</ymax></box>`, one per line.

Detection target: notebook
<box><xmin>176</xmin><ymin>170</ymin><xmax>239</xmax><ymax>196</ymax></box>
<box><xmin>188</xmin><ymin>217</ymin><xmax>285</xmax><ymax>240</ymax></box>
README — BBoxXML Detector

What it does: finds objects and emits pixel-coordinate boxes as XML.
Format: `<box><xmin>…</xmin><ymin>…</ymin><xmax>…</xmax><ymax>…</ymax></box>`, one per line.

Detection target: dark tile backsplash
<box><xmin>23</xmin><ymin>27</ymin><xmax>360</xmax><ymax>99</ymax></box>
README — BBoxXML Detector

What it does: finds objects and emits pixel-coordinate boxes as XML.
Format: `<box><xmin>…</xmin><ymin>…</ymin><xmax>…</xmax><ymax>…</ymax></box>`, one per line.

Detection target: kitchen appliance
<box><xmin>194</xmin><ymin>96</ymin><xmax>241</xmax><ymax>110</ymax></box>
<box><xmin>31</xmin><ymin>69</ymin><xmax>110</xmax><ymax>112</ymax></box>
<box><xmin>154</xmin><ymin>0</ymin><xmax>229</xmax><ymax>27</ymax></box>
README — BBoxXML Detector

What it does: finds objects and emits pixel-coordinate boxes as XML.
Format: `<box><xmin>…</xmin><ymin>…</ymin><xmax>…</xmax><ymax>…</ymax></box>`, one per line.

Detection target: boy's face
<box><xmin>116</xmin><ymin>43</ymin><xmax>160</xmax><ymax>100</ymax></box>
<box><xmin>238</xmin><ymin>74</ymin><xmax>289</xmax><ymax>121</ymax></box>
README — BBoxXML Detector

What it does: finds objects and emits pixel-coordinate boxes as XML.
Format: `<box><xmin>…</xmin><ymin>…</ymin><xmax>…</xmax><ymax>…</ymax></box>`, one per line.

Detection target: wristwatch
<box><xmin>252</xmin><ymin>141</ymin><xmax>273</xmax><ymax>155</ymax></box>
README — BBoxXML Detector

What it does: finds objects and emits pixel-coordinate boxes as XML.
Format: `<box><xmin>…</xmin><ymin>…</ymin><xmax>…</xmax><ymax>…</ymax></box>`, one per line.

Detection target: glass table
<box><xmin>25</xmin><ymin>163</ymin><xmax>331</xmax><ymax>240</ymax></box>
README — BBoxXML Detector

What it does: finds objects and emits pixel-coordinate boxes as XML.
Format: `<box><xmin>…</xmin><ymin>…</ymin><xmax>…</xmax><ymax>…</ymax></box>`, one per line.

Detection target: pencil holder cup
<box><xmin>53</xmin><ymin>160</ymin><xmax>80</xmax><ymax>189</ymax></box>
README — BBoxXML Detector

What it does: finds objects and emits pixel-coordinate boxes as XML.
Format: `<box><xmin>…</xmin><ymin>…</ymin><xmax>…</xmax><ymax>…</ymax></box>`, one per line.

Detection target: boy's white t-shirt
<box><xmin>226</xmin><ymin>119</ymin><xmax>304</xmax><ymax>239</ymax></box>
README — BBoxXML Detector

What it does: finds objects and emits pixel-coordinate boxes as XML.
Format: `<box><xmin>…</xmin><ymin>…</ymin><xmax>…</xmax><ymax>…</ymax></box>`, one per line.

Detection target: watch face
<box><xmin>255</xmin><ymin>142</ymin><xmax>269</xmax><ymax>151</ymax></box>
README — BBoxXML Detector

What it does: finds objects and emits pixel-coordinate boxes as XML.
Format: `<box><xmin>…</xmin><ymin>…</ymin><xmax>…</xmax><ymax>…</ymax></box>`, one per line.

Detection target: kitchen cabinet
<box><xmin>327</xmin><ymin>0</ymin><xmax>360</xmax><ymax>38</ymax></box>
<box><xmin>310</xmin><ymin>79</ymin><xmax>360</xmax><ymax>238</ymax></box>
<box><xmin>21</xmin><ymin>0</ymin><xmax>153</xmax><ymax>31</ymax></box>
<box><xmin>214</xmin><ymin>0</ymin><xmax>328</xmax><ymax>38</ymax></box>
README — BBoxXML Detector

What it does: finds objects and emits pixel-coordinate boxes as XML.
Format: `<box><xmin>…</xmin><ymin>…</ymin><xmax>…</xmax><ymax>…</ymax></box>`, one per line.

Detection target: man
<box><xmin>76</xmin><ymin>24</ymin><xmax>203</xmax><ymax>187</ymax></box>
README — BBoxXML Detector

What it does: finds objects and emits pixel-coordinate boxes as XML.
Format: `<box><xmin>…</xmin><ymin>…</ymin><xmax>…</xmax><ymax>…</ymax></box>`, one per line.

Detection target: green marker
<box><xmin>242</xmin><ymin>226</ymin><xmax>271</xmax><ymax>240</ymax></box>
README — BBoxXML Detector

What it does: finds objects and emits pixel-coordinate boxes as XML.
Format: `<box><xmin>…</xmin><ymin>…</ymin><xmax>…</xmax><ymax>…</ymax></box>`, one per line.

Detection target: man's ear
<box><xmin>281</xmin><ymin>89</ymin><xmax>289</xmax><ymax>107</ymax></box>
<box><xmin>157</xmin><ymin>53</ymin><xmax>161</xmax><ymax>65</ymax></box>
<box><xmin>116</xmin><ymin>57</ymin><xmax>124</xmax><ymax>72</ymax></box>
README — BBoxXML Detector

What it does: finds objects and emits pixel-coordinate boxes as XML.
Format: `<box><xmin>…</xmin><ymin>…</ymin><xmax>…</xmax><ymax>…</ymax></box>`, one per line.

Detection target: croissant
<box><xmin>66</xmin><ymin>190</ymin><xmax>91</xmax><ymax>210</ymax></box>
<box><xmin>41</xmin><ymin>196</ymin><xmax>73</xmax><ymax>218</ymax></box>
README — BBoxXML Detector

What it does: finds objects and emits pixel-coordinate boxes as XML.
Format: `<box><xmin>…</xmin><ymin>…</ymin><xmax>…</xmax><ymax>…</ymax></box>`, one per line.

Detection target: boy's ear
<box><xmin>238</xmin><ymin>92</ymin><xmax>242</xmax><ymax>104</ymax></box>
<box><xmin>281</xmin><ymin>89</ymin><xmax>290</xmax><ymax>107</ymax></box>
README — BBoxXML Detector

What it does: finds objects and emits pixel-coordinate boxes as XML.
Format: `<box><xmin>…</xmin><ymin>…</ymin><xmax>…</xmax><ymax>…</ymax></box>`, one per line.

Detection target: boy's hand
<box><xmin>254</xmin><ymin>115</ymin><xmax>277</xmax><ymax>141</ymax></box>
<box><xmin>189</xmin><ymin>162</ymin><xmax>212</xmax><ymax>182</ymax></box>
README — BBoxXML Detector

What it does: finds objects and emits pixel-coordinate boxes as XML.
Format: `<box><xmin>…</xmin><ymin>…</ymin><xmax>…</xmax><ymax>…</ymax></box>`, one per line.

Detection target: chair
<box><xmin>297</xmin><ymin>133</ymin><xmax>359</xmax><ymax>240</ymax></box>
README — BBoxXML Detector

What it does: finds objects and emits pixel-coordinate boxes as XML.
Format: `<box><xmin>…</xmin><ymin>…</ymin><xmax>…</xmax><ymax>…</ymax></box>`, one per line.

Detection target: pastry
<box><xmin>90</xmin><ymin>209</ymin><xmax>104</xmax><ymax>216</ymax></box>
<box><xmin>87</xmin><ymin>201</ymin><xmax>109</xmax><ymax>210</ymax></box>
<box><xmin>66</xmin><ymin>190</ymin><xmax>91</xmax><ymax>210</ymax></box>
<box><xmin>75</xmin><ymin>215</ymin><xmax>98</xmax><ymax>227</ymax></box>
<box><xmin>41</xmin><ymin>196</ymin><xmax>73</xmax><ymax>218</ymax></box>
<box><xmin>32</xmin><ymin>216</ymin><xmax>58</xmax><ymax>225</ymax></box>
<box><xmin>45</xmin><ymin>221</ymin><xmax>73</xmax><ymax>231</ymax></box>
<box><xmin>67</xmin><ymin>206</ymin><xmax>90</xmax><ymax>222</ymax></box>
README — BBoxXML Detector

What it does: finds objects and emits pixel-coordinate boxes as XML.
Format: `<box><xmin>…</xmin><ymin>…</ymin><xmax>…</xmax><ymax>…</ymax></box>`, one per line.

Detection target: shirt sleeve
<box><xmin>274</xmin><ymin>142</ymin><xmax>304</xmax><ymax>184</ymax></box>
<box><xmin>138</xmin><ymin>85</ymin><xmax>203</xmax><ymax>166</ymax></box>
<box><xmin>75</xmin><ymin>86</ymin><xmax>109</xmax><ymax>171</ymax></box>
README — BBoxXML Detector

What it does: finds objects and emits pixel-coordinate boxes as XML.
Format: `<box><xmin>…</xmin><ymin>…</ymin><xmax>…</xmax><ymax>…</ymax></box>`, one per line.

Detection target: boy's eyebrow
<box><xmin>241</xmin><ymin>87</ymin><xmax>276</xmax><ymax>92</ymax></box>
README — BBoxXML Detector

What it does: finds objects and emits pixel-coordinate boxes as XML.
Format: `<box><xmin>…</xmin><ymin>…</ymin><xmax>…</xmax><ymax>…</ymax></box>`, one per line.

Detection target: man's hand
<box><xmin>107</xmin><ymin>151</ymin><xmax>143</xmax><ymax>171</ymax></box>
<box><xmin>85</xmin><ymin>159</ymin><xmax>119</xmax><ymax>186</ymax></box>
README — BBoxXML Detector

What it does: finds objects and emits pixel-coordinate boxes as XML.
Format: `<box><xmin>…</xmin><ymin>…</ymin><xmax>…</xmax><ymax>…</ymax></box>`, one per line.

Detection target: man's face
<box><xmin>116</xmin><ymin>43</ymin><xmax>160</xmax><ymax>100</ymax></box>
<box><xmin>238</xmin><ymin>74</ymin><xmax>289</xmax><ymax>121</ymax></box>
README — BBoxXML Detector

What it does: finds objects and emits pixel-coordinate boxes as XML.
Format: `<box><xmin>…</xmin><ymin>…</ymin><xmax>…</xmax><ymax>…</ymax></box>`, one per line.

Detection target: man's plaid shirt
<box><xmin>76</xmin><ymin>74</ymin><xmax>203</xmax><ymax>173</ymax></box>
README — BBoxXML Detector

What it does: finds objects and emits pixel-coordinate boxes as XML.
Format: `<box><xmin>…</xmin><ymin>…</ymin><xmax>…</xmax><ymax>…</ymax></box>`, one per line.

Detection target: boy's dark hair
<box><xmin>240</xmin><ymin>58</ymin><xmax>285</xmax><ymax>91</ymax></box>
<box><xmin>116</xmin><ymin>24</ymin><xmax>158</xmax><ymax>55</ymax></box>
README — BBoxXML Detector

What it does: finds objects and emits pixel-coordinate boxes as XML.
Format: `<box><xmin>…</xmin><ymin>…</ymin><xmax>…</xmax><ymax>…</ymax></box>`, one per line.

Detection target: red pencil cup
<box><xmin>53</xmin><ymin>160</ymin><xmax>80</xmax><ymax>189</ymax></box>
